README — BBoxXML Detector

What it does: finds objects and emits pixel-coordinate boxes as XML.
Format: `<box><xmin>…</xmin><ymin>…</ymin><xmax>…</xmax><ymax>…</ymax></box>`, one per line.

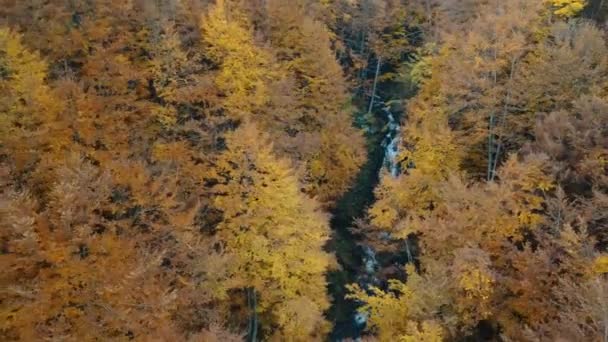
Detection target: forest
<box><xmin>0</xmin><ymin>0</ymin><xmax>607</xmax><ymax>341</ymax></box>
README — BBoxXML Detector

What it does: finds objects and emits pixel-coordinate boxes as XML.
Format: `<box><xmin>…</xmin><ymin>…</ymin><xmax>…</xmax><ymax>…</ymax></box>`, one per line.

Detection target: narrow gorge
<box><xmin>328</xmin><ymin>76</ymin><xmax>414</xmax><ymax>340</ymax></box>
<box><xmin>1</xmin><ymin>1</ymin><xmax>607</xmax><ymax>341</ymax></box>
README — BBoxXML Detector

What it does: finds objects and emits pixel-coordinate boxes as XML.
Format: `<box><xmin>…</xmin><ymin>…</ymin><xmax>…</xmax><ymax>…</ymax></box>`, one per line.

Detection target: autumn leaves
<box><xmin>1</xmin><ymin>0</ymin><xmax>606</xmax><ymax>341</ymax></box>
<box><xmin>348</xmin><ymin>0</ymin><xmax>608</xmax><ymax>340</ymax></box>
<box><xmin>1</xmin><ymin>0</ymin><xmax>364</xmax><ymax>340</ymax></box>
<box><xmin>210</xmin><ymin>123</ymin><xmax>334</xmax><ymax>338</ymax></box>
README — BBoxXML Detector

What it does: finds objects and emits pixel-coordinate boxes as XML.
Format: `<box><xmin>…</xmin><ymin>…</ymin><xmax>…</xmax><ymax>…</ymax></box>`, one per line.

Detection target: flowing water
<box><xmin>328</xmin><ymin>100</ymin><xmax>402</xmax><ymax>341</ymax></box>
<box><xmin>382</xmin><ymin>107</ymin><xmax>402</xmax><ymax>177</ymax></box>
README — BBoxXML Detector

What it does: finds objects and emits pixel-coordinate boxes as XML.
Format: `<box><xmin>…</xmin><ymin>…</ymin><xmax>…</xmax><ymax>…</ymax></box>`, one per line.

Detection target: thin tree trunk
<box><xmin>357</xmin><ymin>31</ymin><xmax>368</xmax><ymax>92</ymax></box>
<box><xmin>404</xmin><ymin>238</ymin><xmax>413</xmax><ymax>264</ymax></box>
<box><xmin>360</xmin><ymin>30</ymin><xmax>366</xmax><ymax>54</ymax></box>
<box><xmin>251</xmin><ymin>290</ymin><xmax>258</xmax><ymax>342</ymax></box>
<box><xmin>367</xmin><ymin>57</ymin><xmax>382</xmax><ymax>115</ymax></box>
<box><xmin>487</xmin><ymin>113</ymin><xmax>495</xmax><ymax>181</ymax></box>
<box><xmin>490</xmin><ymin>56</ymin><xmax>519</xmax><ymax>181</ymax></box>
<box><xmin>487</xmin><ymin>48</ymin><xmax>499</xmax><ymax>181</ymax></box>
<box><xmin>246</xmin><ymin>288</ymin><xmax>252</xmax><ymax>340</ymax></box>
<box><xmin>247</xmin><ymin>288</ymin><xmax>258</xmax><ymax>342</ymax></box>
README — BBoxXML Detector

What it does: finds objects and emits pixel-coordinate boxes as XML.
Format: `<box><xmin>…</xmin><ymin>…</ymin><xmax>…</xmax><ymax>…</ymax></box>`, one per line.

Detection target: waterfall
<box><xmin>362</xmin><ymin>246</ymin><xmax>378</xmax><ymax>274</ymax></box>
<box><xmin>379</xmin><ymin>106</ymin><xmax>414</xmax><ymax>264</ymax></box>
<box><xmin>352</xmin><ymin>246</ymin><xmax>378</xmax><ymax>332</ymax></box>
<box><xmin>349</xmin><ymin>103</ymin><xmax>403</xmax><ymax>336</ymax></box>
<box><xmin>381</xmin><ymin>107</ymin><xmax>401</xmax><ymax>177</ymax></box>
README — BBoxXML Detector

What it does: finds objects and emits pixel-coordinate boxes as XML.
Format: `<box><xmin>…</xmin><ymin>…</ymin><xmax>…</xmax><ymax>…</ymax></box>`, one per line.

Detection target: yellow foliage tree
<box><xmin>451</xmin><ymin>248</ymin><xmax>495</xmax><ymax>329</ymax></box>
<box><xmin>347</xmin><ymin>264</ymin><xmax>446</xmax><ymax>341</ymax></box>
<box><xmin>0</xmin><ymin>157</ymin><xmax>179</xmax><ymax>340</ymax></box>
<box><xmin>209</xmin><ymin>122</ymin><xmax>335</xmax><ymax>340</ymax></box>
<box><xmin>363</xmin><ymin>154</ymin><xmax>553</xmax><ymax>336</ymax></box>
<box><xmin>0</xmin><ymin>28</ymin><xmax>69</xmax><ymax>176</ymax></box>
<box><xmin>550</xmin><ymin>0</ymin><xmax>586</xmax><ymax>17</ymax></box>
<box><xmin>201</xmin><ymin>0</ymin><xmax>272</xmax><ymax>119</ymax></box>
<box><xmin>266</xmin><ymin>0</ymin><xmax>366</xmax><ymax>204</ymax></box>
<box><xmin>593</xmin><ymin>255</ymin><xmax>608</xmax><ymax>275</ymax></box>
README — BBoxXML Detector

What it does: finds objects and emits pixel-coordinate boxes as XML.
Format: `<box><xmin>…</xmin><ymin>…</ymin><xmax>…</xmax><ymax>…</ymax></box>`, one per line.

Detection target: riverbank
<box><xmin>326</xmin><ymin>95</ymin><xmax>409</xmax><ymax>340</ymax></box>
<box><xmin>326</xmin><ymin>123</ymin><xmax>386</xmax><ymax>340</ymax></box>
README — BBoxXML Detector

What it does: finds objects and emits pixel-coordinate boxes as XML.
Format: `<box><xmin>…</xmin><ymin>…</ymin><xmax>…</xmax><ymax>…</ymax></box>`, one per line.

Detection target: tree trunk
<box><xmin>487</xmin><ymin>113</ymin><xmax>495</xmax><ymax>182</ymax></box>
<box><xmin>247</xmin><ymin>288</ymin><xmax>258</xmax><ymax>342</ymax></box>
<box><xmin>367</xmin><ymin>57</ymin><xmax>382</xmax><ymax>115</ymax></box>
<box><xmin>489</xmin><ymin>56</ymin><xmax>519</xmax><ymax>181</ymax></box>
<box><xmin>404</xmin><ymin>238</ymin><xmax>413</xmax><ymax>264</ymax></box>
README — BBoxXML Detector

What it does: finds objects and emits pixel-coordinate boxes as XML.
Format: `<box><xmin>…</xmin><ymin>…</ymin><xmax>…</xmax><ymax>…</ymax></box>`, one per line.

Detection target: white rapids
<box><xmin>381</xmin><ymin>107</ymin><xmax>401</xmax><ymax>177</ymax></box>
<box><xmin>351</xmin><ymin>103</ymin><xmax>403</xmax><ymax>331</ymax></box>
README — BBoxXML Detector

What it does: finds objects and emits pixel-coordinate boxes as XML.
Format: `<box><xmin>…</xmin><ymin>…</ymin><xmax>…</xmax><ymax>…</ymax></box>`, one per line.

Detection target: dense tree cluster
<box><xmin>0</xmin><ymin>0</ymin><xmax>364</xmax><ymax>340</ymax></box>
<box><xmin>1</xmin><ymin>0</ymin><xmax>606</xmax><ymax>341</ymax></box>
<box><xmin>355</xmin><ymin>0</ymin><xmax>608</xmax><ymax>341</ymax></box>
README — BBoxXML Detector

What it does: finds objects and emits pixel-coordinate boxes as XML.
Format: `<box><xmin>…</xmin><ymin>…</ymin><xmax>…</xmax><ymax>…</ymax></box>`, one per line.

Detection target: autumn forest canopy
<box><xmin>1</xmin><ymin>0</ymin><xmax>607</xmax><ymax>341</ymax></box>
